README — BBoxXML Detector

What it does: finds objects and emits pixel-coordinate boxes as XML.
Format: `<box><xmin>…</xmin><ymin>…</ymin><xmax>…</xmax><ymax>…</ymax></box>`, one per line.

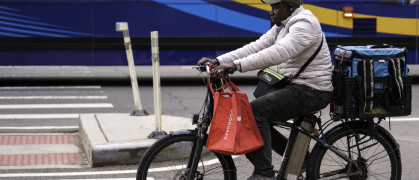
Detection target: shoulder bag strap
<box><xmin>292</xmin><ymin>35</ymin><xmax>324</xmax><ymax>79</ymax></box>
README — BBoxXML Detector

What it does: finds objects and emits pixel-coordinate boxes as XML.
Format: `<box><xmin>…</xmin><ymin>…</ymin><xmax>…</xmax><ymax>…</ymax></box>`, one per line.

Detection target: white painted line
<box><xmin>0</xmin><ymin>126</ymin><xmax>78</xmax><ymax>130</ymax></box>
<box><xmin>0</xmin><ymin>156</ymin><xmax>242</xmax><ymax>177</ymax></box>
<box><xmin>66</xmin><ymin>179</ymin><xmax>133</xmax><ymax>180</ymax></box>
<box><xmin>0</xmin><ymin>74</ymin><xmax>94</xmax><ymax>77</ymax></box>
<box><xmin>387</xmin><ymin>117</ymin><xmax>419</xmax><ymax>122</ymax></box>
<box><xmin>0</xmin><ymin>169</ymin><xmax>136</xmax><ymax>177</ymax></box>
<box><xmin>0</xmin><ymin>86</ymin><xmax>101</xmax><ymax>90</ymax></box>
<box><xmin>147</xmin><ymin>156</ymin><xmax>221</xmax><ymax>173</ymax></box>
<box><xmin>0</xmin><ymin>114</ymin><xmax>79</xmax><ymax>119</ymax></box>
<box><xmin>0</xmin><ymin>71</ymin><xmax>92</xmax><ymax>74</ymax></box>
<box><xmin>0</xmin><ymin>103</ymin><xmax>114</xmax><ymax>109</ymax></box>
<box><xmin>0</xmin><ymin>96</ymin><xmax>108</xmax><ymax>99</ymax></box>
<box><xmin>0</xmin><ymin>164</ymin><xmax>86</xmax><ymax>170</ymax></box>
<box><xmin>0</xmin><ymin>144</ymin><xmax>81</xmax><ymax>154</ymax></box>
<box><xmin>0</xmin><ymin>91</ymin><xmax>105</xmax><ymax>94</ymax></box>
<box><xmin>0</xmin><ymin>66</ymin><xmax>85</xmax><ymax>68</ymax></box>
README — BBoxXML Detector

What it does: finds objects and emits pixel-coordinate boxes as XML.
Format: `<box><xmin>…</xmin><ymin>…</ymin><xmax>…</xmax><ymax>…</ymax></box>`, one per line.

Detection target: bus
<box><xmin>0</xmin><ymin>0</ymin><xmax>417</xmax><ymax>66</ymax></box>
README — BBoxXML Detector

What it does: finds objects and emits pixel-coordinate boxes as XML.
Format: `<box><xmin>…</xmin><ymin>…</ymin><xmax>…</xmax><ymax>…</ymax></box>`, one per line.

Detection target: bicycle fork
<box><xmin>186</xmin><ymin>119</ymin><xmax>210</xmax><ymax>180</ymax></box>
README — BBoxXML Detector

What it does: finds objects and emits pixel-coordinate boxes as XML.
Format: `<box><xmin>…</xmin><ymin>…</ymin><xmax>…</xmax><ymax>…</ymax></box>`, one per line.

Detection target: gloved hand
<box><xmin>197</xmin><ymin>57</ymin><xmax>219</xmax><ymax>66</ymax></box>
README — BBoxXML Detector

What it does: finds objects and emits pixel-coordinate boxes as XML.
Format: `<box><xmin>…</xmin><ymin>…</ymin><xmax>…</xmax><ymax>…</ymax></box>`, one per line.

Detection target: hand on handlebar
<box><xmin>212</xmin><ymin>63</ymin><xmax>237</xmax><ymax>78</ymax></box>
<box><xmin>197</xmin><ymin>57</ymin><xmax>219</xmax><ymax>66</ymax></box>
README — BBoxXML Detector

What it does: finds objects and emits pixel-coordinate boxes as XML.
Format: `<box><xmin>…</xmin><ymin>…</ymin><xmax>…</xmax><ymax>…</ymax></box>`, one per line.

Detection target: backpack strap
<box><xmin>389</xmin><ymin>58</ymin><xmax>403</xmax><ymax>103</ymax></box>
<box><xmin>395</xmin><ymin>58</ymin><xmax>404</xmax><ymax>95</ymax></box>
<box><xmin>363</xmin><ymin>59</ymin><xmax>374</xmax><ymax>115</ymax></box>
<box><xmin>292</xmin><ymin>35</ymin><xmax>324</xmax><ymax>80</ymax></box>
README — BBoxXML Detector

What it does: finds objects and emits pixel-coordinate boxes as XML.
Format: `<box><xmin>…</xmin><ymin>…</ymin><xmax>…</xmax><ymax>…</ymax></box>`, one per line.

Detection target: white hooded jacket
<box><xmin>217</xmin><ymin>6</ymin><xmax>333</xmax><ymax>92</ymax></box>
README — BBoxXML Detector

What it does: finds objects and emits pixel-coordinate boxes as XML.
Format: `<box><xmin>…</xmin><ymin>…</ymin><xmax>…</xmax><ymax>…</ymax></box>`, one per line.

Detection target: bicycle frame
<box><xmin>185</xmin><ymin>74</ymin><xmax>218</xmax><ymax>180</ymax></box>
<box><xmin>276</xmin><ymin>119</ymin><xmax>361</xmax><ymax>179</ymax></box>
<box><xmin>184</xmin><ymin>65</ymin><xmax>363</xmax><ymax>180</ymax></box>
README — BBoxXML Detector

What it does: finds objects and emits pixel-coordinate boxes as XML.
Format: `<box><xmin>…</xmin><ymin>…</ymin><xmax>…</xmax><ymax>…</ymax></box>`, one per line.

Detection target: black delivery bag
<box><xmin>331</xmin><ymin>44</ymin><xmax>412</xmax><ymax>119</ymax></box>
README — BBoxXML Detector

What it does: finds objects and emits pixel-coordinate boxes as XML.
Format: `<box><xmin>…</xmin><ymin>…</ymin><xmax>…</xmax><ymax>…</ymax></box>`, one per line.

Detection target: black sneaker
<box><xmin>247</xmin><ymin>173</ymin><xmax>275</xmax><ymax>180</ymax></box>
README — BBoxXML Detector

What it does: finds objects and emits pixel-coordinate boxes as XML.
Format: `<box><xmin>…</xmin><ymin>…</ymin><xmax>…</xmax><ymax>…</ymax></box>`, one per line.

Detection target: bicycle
<box><xmin>136</xmin><ymin>63</ymin><xmax>402</xmax><ymax>180</ymax></box>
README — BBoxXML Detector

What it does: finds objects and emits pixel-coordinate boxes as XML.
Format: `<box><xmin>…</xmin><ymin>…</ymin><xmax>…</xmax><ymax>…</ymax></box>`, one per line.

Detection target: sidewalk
<box><xmin>0</xmin><ymin>65</ymin><xmax>418</xmax><ymax>84</ymax></box>
<box><xmin>78</xmin><ymin>114</ymin><xmax>195</xmax><ymax>166</ymax></box>
<box><xmin>0</xmin><ymin>66</ymin><xmax>260</xmax><ymax>85</ymax></box>
<box><xmin>1</xmin><ymin>65</ymin><xmax>419</xmax><ymax>167</ymax></box>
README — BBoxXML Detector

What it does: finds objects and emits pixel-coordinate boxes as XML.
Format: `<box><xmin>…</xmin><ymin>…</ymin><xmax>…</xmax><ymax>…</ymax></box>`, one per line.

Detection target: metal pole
<box><xmin>151</xmin><ymin>31</ymin><xmax>162</xmax><ymax>132</ymax></box>
<box><xmin>116</xmin><ymin>22</ymin><xmax>147</xmax><ymax>116</ymax></box>
<box><xmin>148</xmin><ymin>31</ymin><xmax>167</xmax><ymax>139</ymax></box>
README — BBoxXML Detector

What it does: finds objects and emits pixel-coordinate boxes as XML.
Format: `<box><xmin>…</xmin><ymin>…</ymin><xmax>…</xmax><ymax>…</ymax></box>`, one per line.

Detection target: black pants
<box><xmin>246</xmin><ymin>84</ymin><xmax>331</xmax><ymax>177</ymax></box>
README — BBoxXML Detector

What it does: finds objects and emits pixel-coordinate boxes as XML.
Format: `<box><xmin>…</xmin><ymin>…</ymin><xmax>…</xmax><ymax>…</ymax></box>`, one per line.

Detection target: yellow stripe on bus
<box><xmin>233</xmin><ymin>0</ymin><xmax>418</xmax><ymax>36</ymax></box>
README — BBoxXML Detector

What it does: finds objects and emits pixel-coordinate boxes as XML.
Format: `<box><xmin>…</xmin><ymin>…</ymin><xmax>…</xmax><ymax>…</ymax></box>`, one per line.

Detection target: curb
<box><xmin>79</xmin><ymin>114</ymin><xmax>155</xmax><ymax>166</ymax></box>
<box><xmin>78</xmin><ymin>113</ymin><xmax>194</xmax><ymax>167</ymax></box>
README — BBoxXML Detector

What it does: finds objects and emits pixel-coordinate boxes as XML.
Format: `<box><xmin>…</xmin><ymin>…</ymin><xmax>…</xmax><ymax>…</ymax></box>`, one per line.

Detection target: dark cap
<box><xmin>261</xmin><ymin>0</ymin><xmax>302</xmax><ymax>6</ymax></box>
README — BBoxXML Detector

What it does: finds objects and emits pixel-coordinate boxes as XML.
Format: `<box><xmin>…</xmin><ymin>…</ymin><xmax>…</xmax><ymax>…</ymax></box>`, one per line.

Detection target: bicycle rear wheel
<box><xmin>308</xmin><ymin>121</ymin><xmax>401</xmax><ymax>180</ymax></box>
<box><xmin>136</xmin><ymin>133</ymin><xmax>236</xmax><ymax>180</ymax></box>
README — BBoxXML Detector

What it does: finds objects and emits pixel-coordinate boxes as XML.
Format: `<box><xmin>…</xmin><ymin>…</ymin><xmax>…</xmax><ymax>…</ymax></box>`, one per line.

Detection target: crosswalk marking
<box><xmin>0</xmin><ymin>84</ymin><xmax>111</xmax><ymax>169</ymax></box>
<box><xmin>0</xmin><ymin>164</ymin><xmax>86</xmax><ymax>169</ymax></box>
<box><xmin>0</xmin><ymin>73</ymin><xmax>94</xmax><ymax>77</ymax></box>
<box><xmin>388</xmin><ymin>117</ymin><xmax>419</xmax><ymax>122</ymax></box>
<box><xmin>0</xmin><ymin>133</ymin><xmax>85</xmax><ymax>167</ymax></box>
<box><xmin>0</xmin><ymin>144</ymin><xmax>81</xmax><ymax>154</ymax></box>
<box><xmin>0</xmin><ymin>169</ymin><xmax>137</xmax><ymax>177</ymax></box>
<box><xmin>0</xmin><ymin>114</ymin><xmax>79</xmax><ymax>119</ymax></box>
<box><xmin>0</xmin><ymin>126</ymin><xmax>78</xmax><ymax>130</ymax></box>
<box><xmin>0</xmin><ymin>155</ymin><xmax>236</xmax><ymax>177</ymax></box>
<box><xmin>0</xmin><ymin>103</ymin><xmax>113</xmax><ymax>109</ymax></box>
<box><xmin>0</xmin><ymin>96</ymin><xmax>108</xmax><ymax>99</ymax></box>
<box><xmin>0</xmin><ymin>86</ymin><xmax>101</xmax><ymax>90</ymax></box>
<box><xmin>0</xmin><ymin>134</ymin><xmax>77</xmax><ymax>145</ymax></box>
<box><xmin>66</xmin><ymin>177</ymin><xmax>134</xmax><ymax>180</ymax></box>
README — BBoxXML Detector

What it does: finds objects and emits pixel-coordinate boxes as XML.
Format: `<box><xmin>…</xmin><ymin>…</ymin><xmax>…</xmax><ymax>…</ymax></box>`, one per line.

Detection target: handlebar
<box><xmin>193</xmin><ymin>62</ymin><xmax>235</xmax><ymax>75</ymax></box>
<box><xmin>192</xmin><ymin>62</ymin><xmax>210</xmax><ymax>74</ymax></box>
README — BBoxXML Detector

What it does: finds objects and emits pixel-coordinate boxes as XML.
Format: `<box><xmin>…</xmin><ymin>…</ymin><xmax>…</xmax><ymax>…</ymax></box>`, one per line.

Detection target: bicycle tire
<box><xmin>307</xmin><ymin>121</ymin><xmax>401</xmax><ymax>180</ymax></box>
<box><xmin>136</xmin><ymin>133</ymin><xmax>237</xmax><ymax>180</ymax></box>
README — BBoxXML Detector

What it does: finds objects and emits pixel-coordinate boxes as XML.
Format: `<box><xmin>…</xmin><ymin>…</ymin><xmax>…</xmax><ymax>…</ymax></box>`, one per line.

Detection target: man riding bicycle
<box><xmin>198</xmin><ymin>0</ymin><xmax>333</xmax><ymax>179</ymax></box>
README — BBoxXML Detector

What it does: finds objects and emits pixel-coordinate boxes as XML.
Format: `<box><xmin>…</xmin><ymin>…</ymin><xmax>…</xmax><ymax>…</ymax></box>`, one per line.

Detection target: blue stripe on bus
<box><xmin>203</xmin><ymin>0</ymin><xmax>268</xmax><ymax>19</ymax></box>
<box><xmin>0</xmin><ymin>10</ymin><xmax>40</xmax><ymax>20</ymax></box>
<box><xmin>0</xmin><ymin>26</ymin><xmax>69</xmax><ymax>37</ymax></box>
<box><xmin>153</xmin><ymin>0</ymin><xmax>270</xmax><ymax>34</ymax></box>
<box><xmin>0</xmin><ymin>15</ymin><xmax>68</xmax><ymax>29</ymax></box>
<box><xmin>0</xmin><ymin>31</ymin><xmax>29</xmax><ymax>37</ymax></box>
<box><xmin>324</xmin><ymin>32</ymin><xmax>350</xmax><ymax>37</ymax></box>
<box><xmin>312</xmin><ymin>3</ymin><xmax>416</xmax><ymax>19</ymax></box>
<box><xmin>0</xmin><ymin>20</ymin><xmax>91</xmax><ymax>36</ymax></box>
<box><xmin>0</xmin><ymin>6</ymin><xmax>19</xmax><ymax>11</ymax></box>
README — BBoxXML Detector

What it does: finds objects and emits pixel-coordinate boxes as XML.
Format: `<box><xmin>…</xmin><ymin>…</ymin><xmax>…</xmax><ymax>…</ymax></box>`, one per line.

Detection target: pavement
<box><xmin>1</xmin><ymin>65</ymin><xmax>419</xmax><ymax>167</ymax></box>
<box><xmin>78</xmin><ymin>114</ymin><xmax>195</xmax><ymax>166</ymax></box>
<box><xmin>0</xmin><ymin>66</ymin><xmax>260</xmax><ymax>86</ymax></box>
<box><xmin>0</xmin><ymin>65</ymin><xmax>261</xmax><ymax>167</ymax></box>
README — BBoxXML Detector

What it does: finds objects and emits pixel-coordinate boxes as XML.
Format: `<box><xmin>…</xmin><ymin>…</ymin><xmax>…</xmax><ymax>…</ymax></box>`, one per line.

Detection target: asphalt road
<box><xmin>0</xmin><ymin>82</ymin><xmax>418</xmax><ymax>179</ymax></box>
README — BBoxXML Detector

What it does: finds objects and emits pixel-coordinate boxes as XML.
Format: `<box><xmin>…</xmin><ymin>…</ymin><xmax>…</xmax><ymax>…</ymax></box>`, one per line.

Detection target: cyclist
<box><xmin>197</xmin><ymin>0</ymin><xmax>333</xmax><ymax>179</ymax></box>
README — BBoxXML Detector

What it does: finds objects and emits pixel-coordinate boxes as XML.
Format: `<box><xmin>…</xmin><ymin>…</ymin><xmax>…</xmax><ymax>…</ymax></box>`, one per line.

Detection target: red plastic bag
<box><xmin>206</xmin><ymin>75</ymin><xmax>264</xmax><ymax>155</ymax></box>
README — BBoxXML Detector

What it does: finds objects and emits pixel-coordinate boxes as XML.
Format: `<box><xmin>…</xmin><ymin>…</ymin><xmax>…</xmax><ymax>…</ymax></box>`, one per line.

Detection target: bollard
<box><xmin>116</xmin><ymin>22</ymin><xmax>147</xmax><ymax>116</ymax></box>
<box><xmin>148</xmin><ymin>31</ymin><xmax>167</xmax><ymax>139</ymax></box>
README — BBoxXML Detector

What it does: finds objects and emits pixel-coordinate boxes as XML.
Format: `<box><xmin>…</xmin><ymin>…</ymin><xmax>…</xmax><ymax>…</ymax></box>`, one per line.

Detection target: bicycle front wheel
<box><xmin>308</xmin><ymin>121</ymin><xmax>402</xmax><ymax>180</ymax></box>
<box><xmin>136</xmin><ymin>133</ymin><xmax>236</xmax><ymax>180</ymax></box>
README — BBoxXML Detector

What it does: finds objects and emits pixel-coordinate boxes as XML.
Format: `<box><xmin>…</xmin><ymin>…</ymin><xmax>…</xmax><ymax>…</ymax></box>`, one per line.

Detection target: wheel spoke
<box><xmin>369</xmin><ymin>171</ymin><xmax>392</xmax><ymax>179</ymax></box>
<box><xmin>308</xmin><ymin>123</ymin><xmax>401</xmax><ymax>180</ymax></box>
<box><xmin>319</xmin><ymin>168</ymin><xmax>346</xmax><ymax>178</ymax></box>
<box><xmin>137</xmin><ymin>134</ymin><xmax>235</xmax><ymax>179</ymax></box>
